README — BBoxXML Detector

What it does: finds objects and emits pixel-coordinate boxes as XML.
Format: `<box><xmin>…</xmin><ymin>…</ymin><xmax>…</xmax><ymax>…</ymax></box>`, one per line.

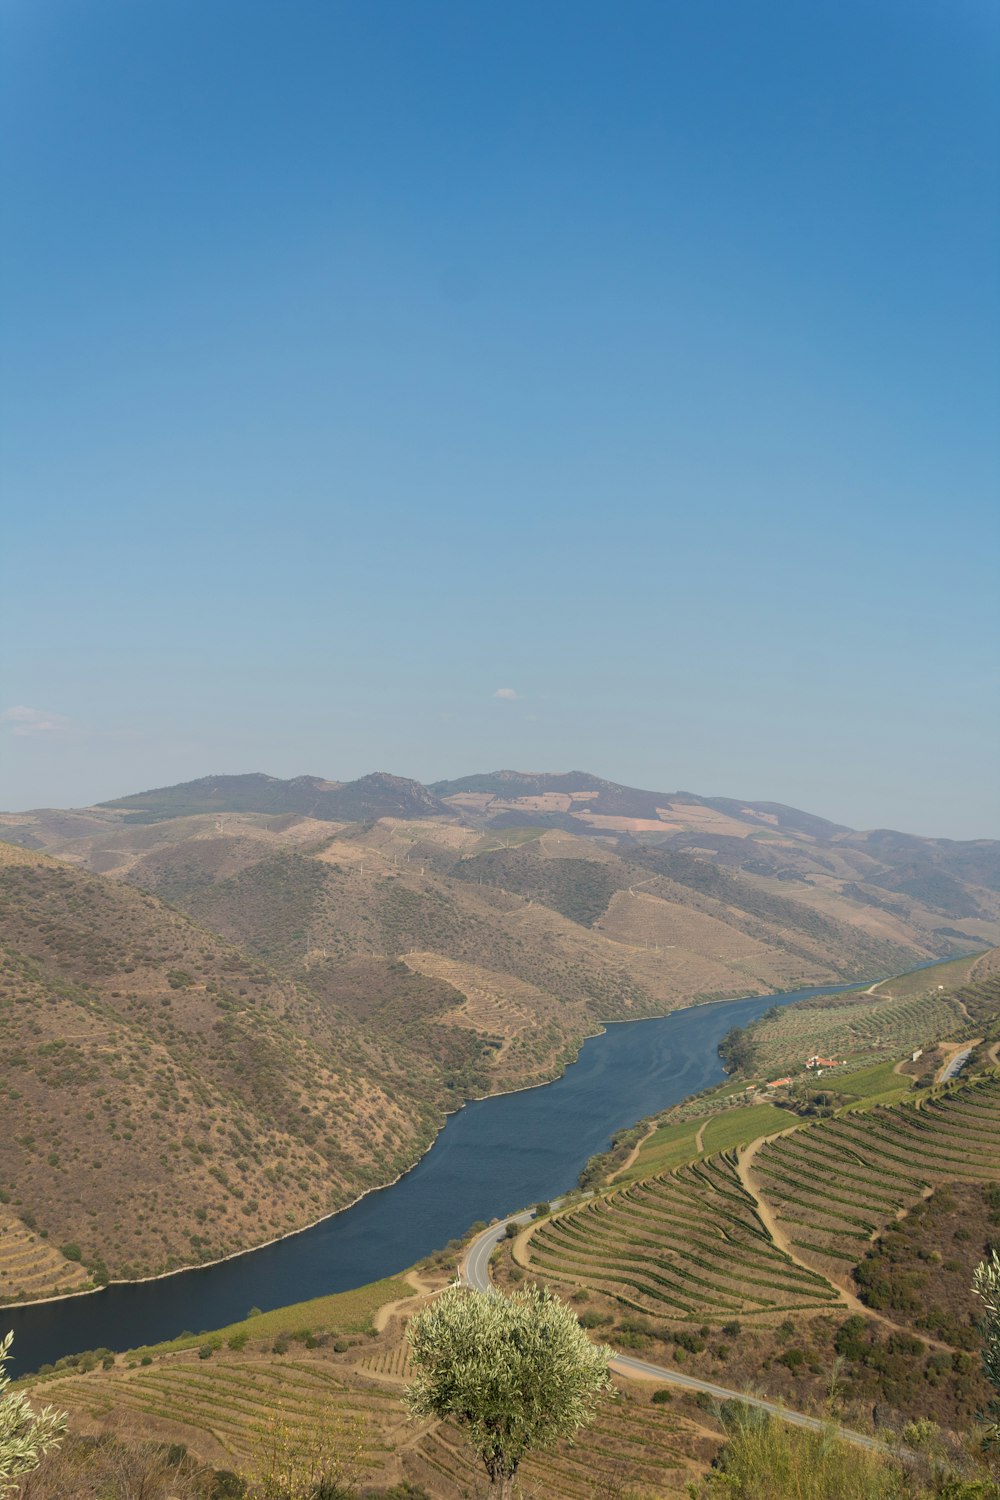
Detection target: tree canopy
<box><xmin>973</xmin><ymin>1248</ymin><xmax>1000</xmax><ymax>1443</ymax></box>
<box><xmin>405</xmin><ymin>1284</ymin><xmax>612</xmax><ymax>1496</ymax></box>
<box><xmin>0</xmin><ymin>1332</ymin><xmax>67</xmax><ymax>1495</ymax></box>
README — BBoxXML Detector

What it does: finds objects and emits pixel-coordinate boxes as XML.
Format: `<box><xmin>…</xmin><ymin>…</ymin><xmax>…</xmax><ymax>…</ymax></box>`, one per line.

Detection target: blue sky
<box><xmin>2</xmin><ymin>0</ymin><xmax>998</xmax><ymax>837</ymax></box>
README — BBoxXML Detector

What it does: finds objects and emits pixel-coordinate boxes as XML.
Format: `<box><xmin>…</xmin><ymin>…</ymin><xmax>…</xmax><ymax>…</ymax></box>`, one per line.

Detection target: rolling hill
<box><xmin>0</xmin><ymin>843</ymin><xmax>516</xmax><ymax>1299</ymax></box>
<box><xmin>5</xmin><ymin>768</ymin><xmax>995</xmax><ymax>964</ymax></box>
<box><xmin>1</xmin><ymin>767</ymin><xmax>997</xmax><ymax>1304</ymax></box>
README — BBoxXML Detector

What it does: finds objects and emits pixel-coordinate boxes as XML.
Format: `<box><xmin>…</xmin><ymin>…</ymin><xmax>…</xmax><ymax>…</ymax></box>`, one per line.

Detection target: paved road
<box><xmin>939</xmin><ymin>1045</ymin><xmax>974</xmax><ymax>1083</ymax></box>
<box><xmin>459</xmin><ymin>1214</ymin><xmax>900</xmax><ymax>1457</ymax></box>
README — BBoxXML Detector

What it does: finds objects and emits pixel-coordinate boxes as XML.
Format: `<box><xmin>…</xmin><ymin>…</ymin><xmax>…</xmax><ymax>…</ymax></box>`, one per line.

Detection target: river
<box><xmin>4</xmin><ymin>983</ymin><xmax>852</xmax><ymax>1374</ymax></box>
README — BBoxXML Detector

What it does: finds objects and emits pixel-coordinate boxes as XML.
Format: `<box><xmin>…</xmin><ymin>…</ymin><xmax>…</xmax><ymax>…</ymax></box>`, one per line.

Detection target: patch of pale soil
<box><xmin>372</xmin><ymin>817</ymin><xmax>481</xmax><ymax>852</ymax></box>
<box><xmin>656</xmin><ymin>803</ymin><xmax>762</xmax><ymax>839</ymax></box>
<box><xmin>372</xmin><ymin>1269</ymin><xmax>434</xmax><ymax>1332</ymax></box>
<box><xmin>694</xmin><ymin>1122</ymin><xmax>706</xmax><ymax>1155</ymax></box>
<box><xmin>536</xmin><ymin>830</ymin><xmax>617</xmax><ymax>863</ymax></box>
<box><xmin>401</xmin><ymin>952</ymin><xmax>536</xmax><ymax>1042</ymax></box>
<box><xmin>579</xmin><ymin>814</ymin><xmax>683</xmax><ymax>833</ymax></box>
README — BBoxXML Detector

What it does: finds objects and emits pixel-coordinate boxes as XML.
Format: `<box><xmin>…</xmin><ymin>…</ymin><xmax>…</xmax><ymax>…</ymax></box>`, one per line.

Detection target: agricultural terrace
<box><xmin>0</xmin><ymin>1207</ymin><xmax>91</xmax><ymax>1301</ymax></box>
<box><xmin>414</xmin><ymin>1381</ymin><xmax>703</xmax><ymax>1499</ymax></box>
<box><xmin>749</xmin><ymin>1075</ymin><xmax>1000</xmax><ymax>1278</ymax></box>
<box><xmin>32</xmin><ymin>1355</ymin><xmax>403</xmax><ymax>1478</ymax></box>
<box><xmin>624</xmin><ymin>1102</ymin><xmax>789</xmax><ymax>1181</ymax></box>
<box><xmin>524</xmin><ymin>1152</ymin><xmax>839</xmax><ymax>1325</ymax></box>
<box><xmin>30</xmin><ymin>1337</ymin><xmax>711</xmax><ymax>1497</ymax></box>
<box><xmin>730</xmin><ymin>986</ymin><xmax>967</xmax><ymax>1080</ymax></box>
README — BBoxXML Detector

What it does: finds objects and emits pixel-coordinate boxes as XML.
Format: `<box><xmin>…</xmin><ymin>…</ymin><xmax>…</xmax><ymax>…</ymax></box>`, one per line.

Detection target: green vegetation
<box><xmin>700</xmin><ymin>1103</ymin><xmax>788</xmax><ymax>1155</ymax></box>
<box><xmin>720</xmin><ymin>984</ymin><xmax>967</xmax><ymax>1082</ymax></box>
<box><xmin>619</xmin><ymin>1117</ymin><xmax>701</xmax><ymax>1179</ymax></box>
<box><xmin>531</xmin><ymin>1152</ymin><xmax>839</xmax><ymax>1322</ymax></box>
<box><xmin>127</xmin><ymin>1277</ymin><xmax>414</xmax><ymax>1361</ymax></box>
<box><xmin>973</xmin><ymin>1248</ymin><xmax>1000</xmax><ymax>1442</ymax></box>
<box><xmin>0</xmin><ymin>1333</ymin><xmax>66</xmax><ymax>1492</ymax></box>
<box><xmin>694</xmin><ymin>1404</ymin><xmax>1000</xmax><ymax>1498</ymax></box>
<box><xmin>869</xmin><ymin>954</ymin><xmax>984</xmax><ymax>1002</ymax></box>
<box><xmin>835</xmin><ymin>1060</ymin><xmax>912</xmax><ymax>1102</ymax></box>
<box><xmin>751</xmin><ymin>1077</ymin><xmax>1000</xmax><ymax>1273</ymax></box>
<box><xmin>405</xmin><ymin>1285</ymin><xmax>613</xmax><ymax>1498</ymax></box>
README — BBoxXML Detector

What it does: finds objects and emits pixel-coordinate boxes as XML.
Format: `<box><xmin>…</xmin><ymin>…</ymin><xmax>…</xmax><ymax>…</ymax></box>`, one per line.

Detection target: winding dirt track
<box><xmin>736</xmin><ymin>1137</ymin><xmax>954</xmax><ymax>1353</ymax></box>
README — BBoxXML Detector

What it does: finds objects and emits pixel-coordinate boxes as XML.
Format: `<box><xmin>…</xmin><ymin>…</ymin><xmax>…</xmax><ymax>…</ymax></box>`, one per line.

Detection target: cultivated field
<box><xmin>748</xmin><ymin>1075</ymin><xmax>1000</xmax><ymax>1278</ymax></box>
<box><xmin>525</xmin><ymin>1153</ymin><xmax>839</xmax><ymax>1324</ymax></box>
<box><xmin>0</xmin><ymin>1208</ymin><xmax>91</xmax><ymax>1301</ymax></box>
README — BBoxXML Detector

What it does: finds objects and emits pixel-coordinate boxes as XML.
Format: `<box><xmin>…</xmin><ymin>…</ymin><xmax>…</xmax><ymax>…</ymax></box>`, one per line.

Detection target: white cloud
<box><xmin>2</xmin><ymin>705</ymin><xmax>71</xmax><ymax>738</ymax></box>
<box><xmin>493</xmin><ymin>688</ymin><xmax>518</xmax><ymax>700</ymax></box>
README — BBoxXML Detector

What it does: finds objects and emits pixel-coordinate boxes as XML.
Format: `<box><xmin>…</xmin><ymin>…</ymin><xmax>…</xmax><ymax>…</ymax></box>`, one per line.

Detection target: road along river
<box><xmin>6</xmin><ymin>983</ymin><xmax>854</xmax><ymax>1374</ymax></box>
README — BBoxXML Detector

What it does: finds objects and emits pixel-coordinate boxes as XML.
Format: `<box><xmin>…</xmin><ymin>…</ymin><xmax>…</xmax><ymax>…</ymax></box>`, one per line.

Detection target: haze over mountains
<box><xmin>1</xmin><ymin>767</ymin><xmax>997</xmax><ymax>1298</ymax></box>
<box><xmin>5</xmin><ymin>767</ymin><xmax>998</xmax><ymax>952</ymax></box>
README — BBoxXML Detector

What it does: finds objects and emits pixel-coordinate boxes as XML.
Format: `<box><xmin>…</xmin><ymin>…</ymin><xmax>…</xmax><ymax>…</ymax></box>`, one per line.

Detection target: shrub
<box><xmin>578</xmin><ymin>1311</ymin><xmax>613</xmax><ymax>1329</ymax></box>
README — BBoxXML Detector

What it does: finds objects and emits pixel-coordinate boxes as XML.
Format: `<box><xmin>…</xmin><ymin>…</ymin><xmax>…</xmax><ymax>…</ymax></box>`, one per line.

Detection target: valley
<box><xmin>3</xmin><ymin>769</ymin><xmax>1000</xmax><ymax>1495</ymax></box>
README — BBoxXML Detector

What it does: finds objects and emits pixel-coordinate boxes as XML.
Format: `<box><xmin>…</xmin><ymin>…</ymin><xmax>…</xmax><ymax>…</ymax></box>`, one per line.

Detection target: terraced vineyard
<box><xmin>412</xmin><ymin>1382</ymin><xmax>700</xmax><ymax>1499</ymax></box>
<box><xmin>35</xmin><ymin>1355</ymin><xmax>405</xmax><ymax>1476</ymax></box>
<box><xmin>358</xmin><ymin>1340</ymin><xmax>413</xmax><ymax>1380</ymax></box>
<box><xmin>0</xmin><ymin>1208</ymin><xmax>91</xmax><ymax>1301</ymax></box>
<box><xmin>526</xmin><ymin>1153</ymin><xmax>839</xmax><ymax>1323</ymax></box>
<box><xmin>733</xmin><ymin>986</ymin><xmax>968</xmax><ymax>1079</ymax></box>
<box><xmin>749</xmin><ymin>1076</ymin><xmax>1000</xmax><ymax>1275</ymax></box>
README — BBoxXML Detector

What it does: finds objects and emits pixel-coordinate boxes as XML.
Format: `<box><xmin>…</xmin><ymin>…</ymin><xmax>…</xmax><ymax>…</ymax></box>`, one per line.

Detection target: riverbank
<box><xmin>4</xmin><ymin>975</ymin><xmax>841</xmax><ymax>1314</ymax></box>
<box><xmin>0</xmin><ymin>979</ymin><xmax>893</xmax><ymax>1374</ymax></box>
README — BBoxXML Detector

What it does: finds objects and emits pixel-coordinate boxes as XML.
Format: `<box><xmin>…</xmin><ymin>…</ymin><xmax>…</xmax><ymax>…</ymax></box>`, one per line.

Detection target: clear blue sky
<box><xmin>2</xmin><ymin>0</ymin><xmax>998</xmax><ymax>837</ymax></box>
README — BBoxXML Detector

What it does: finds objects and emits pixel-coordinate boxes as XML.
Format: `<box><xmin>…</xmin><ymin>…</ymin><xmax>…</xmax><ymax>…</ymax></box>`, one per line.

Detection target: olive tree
<box><xmin>405</xmin><ymin>1284</ymin><xmax>613</xmax><ymax>1498</ymax></box>
<box><xmin>973</xmin><ymin>1248</ymin><xmax>1000</xmax><ymax>1442</ymax></box>
<box><xmin>0</xmin><ymin>1332</ymin><xmax>67</xmax><ymax>1494</ymax></box>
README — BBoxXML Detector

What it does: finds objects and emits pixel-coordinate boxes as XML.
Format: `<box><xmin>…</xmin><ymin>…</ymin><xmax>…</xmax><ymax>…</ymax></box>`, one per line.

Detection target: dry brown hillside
<box><xmin>0</xmin><ymin>845</ymin><xmax>506</xmax><ymax>1299</ymax></box>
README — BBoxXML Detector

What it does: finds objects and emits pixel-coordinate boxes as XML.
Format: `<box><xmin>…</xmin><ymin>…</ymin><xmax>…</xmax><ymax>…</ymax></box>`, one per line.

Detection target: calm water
<box><xmin>5</xmin><ymin>984</ymin><xmax>850</xmax><ymax>1374</ymax></box>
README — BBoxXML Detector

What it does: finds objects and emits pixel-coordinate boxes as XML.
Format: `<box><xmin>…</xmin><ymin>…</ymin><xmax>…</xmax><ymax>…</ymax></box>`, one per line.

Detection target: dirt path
<box><xmin>608</xmin><ymin>1120</ymin><xmax>657</xmax><ymax>1183</ymax></box>
<box><xmin>736</xmin><ymin>1136</ymin><xmax>955</xmax><ymax>1353</ymax></box>
<box><xmin>694</xmin><ymin>1122</ymin><xmax>706</xmax><ymax>1155</ymax></box>
<box><xmin>372</xmin><ymin>1269</ymin><xmax>435</xmax><ymax>1332</ymax></box>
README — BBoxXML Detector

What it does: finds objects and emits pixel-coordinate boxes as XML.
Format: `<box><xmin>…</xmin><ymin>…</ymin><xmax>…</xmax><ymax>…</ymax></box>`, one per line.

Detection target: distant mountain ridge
<box><xmin>100</xmin><ymin>771</ymin><xmax>454</xmax><ymax>824</ymax></box>
<box><xmin>2</xmin><ymin>763</ymin><xmax>998</xmax><ymax>1301</ymax></box>
<box><xmin>4</xmin><ymin>765</ymin><xmax>997</xmax><ymax>967</ymax></box>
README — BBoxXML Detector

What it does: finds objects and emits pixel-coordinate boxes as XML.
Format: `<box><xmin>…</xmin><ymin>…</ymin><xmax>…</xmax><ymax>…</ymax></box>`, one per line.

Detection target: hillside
<box><xmin>0</xmin><ymin>844</ymin><xmax>508</xmax><ymax>1299</ymax></box>
<box><xmin>499</xmin><ymin>1048</ymin><xmax>1000</xmax><ymax>1439</ymax></box>
<box><xmin>5</xmin><ymin>768</ymin><xmax>996</xmax><ymax>969</ymax></box>
<box><xmin>1</xmin><ymin>769</ymin><xmax>997</xmax><ymax>1309</ymax></box>
<box><xmin>96</xmin><ymin>771</ymin><xmax>454</xmax><ymax>825</ymax></box>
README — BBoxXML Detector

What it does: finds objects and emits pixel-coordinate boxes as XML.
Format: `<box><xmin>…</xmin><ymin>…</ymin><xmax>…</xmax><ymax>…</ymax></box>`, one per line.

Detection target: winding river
<box><xmin>6</xmin><ymin>983</ymin><xmax>852</xmax><ymax>1374</ymax></box>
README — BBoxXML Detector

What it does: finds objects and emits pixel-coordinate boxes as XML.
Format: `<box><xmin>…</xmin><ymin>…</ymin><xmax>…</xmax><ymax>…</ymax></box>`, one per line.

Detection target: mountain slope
<box><xmin>6</xmin><ymin>767</ymin><xmax>996</xmax><ymax>962</ymax></box>
<box><xmin>97</xmin><ymin>771</ymin><xmax>453</xmax><ymax>824</ymax></box>
<box><xmin>0</xmin><ymin>843</ymin><xmax>501</xmax><ymax>1298</ymax></box>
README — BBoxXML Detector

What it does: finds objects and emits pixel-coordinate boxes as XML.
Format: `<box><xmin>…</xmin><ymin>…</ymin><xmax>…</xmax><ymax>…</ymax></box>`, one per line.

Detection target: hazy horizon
<box><xmin>2</xmin><ymin>759</ymin><xmax>996</xmax><ymax>846</ymax></box>
<box><xmin>3</xmin><ymin>2</ymin><xmax>998</xmax><ymax>839</ymax></box>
